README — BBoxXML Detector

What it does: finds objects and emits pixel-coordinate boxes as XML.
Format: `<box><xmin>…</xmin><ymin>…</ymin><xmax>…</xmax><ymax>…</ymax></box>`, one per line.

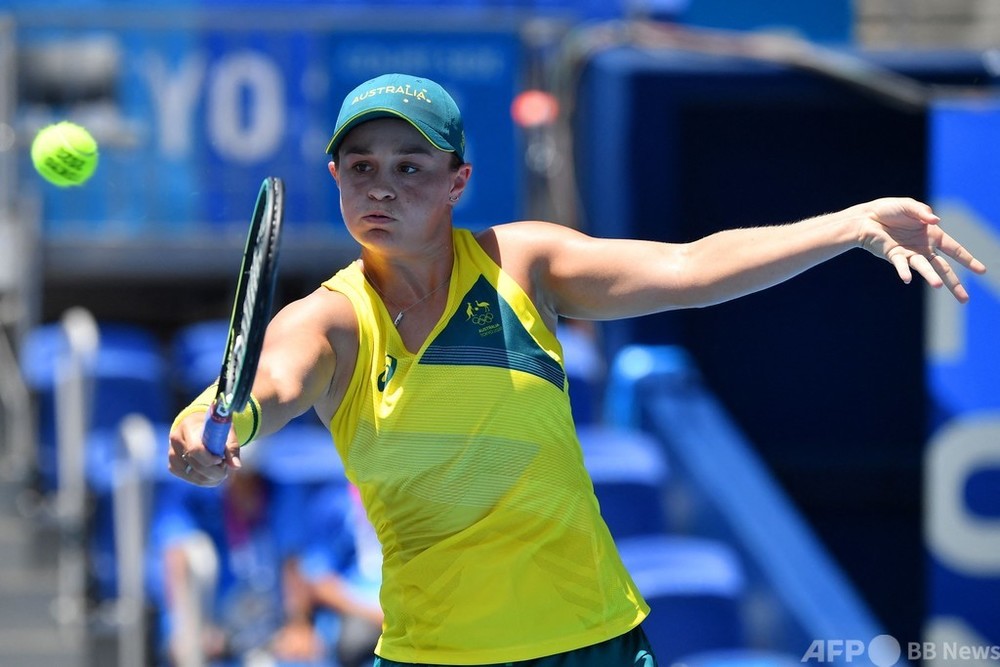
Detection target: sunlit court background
<box><xmin>0</xmin><ymin>1</ymin><xmax>999</xmax><ymax>666</ymax></box>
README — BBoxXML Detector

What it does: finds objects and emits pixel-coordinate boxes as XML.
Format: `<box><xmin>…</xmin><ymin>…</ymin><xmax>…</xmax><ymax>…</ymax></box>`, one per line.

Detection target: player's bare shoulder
<box><xmin>270</xmin><ymin>286</ymin><xmax>358</xmax><ymax>356</ymax></box>
<box><xmin>476</xmin><ymin>221</ymin><xmax>585</xmax><ymax>329</ymax></box>
<box><xmin>478</xmin><ymin>220</ymin><xmax>583</xmax><ymax>268</ymax></box>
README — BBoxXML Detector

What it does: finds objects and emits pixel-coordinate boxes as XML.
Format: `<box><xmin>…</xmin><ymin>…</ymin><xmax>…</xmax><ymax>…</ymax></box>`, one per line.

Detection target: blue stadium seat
<box><xmin>170</xmin><ymin>318</ymin><xmax>230</xmax><ymax>393</ymax></box>
<box><xmin>21</xmin><ymin>319</ymin><xmax>170</xmax><ymax>492</ymax></box>
<box><xmin>252</xmin><ymin>418</ymin><xmax>340</xmax><ymax>483</ymax></box>
<box><xmin>618</xmin><ymin>534</ymin><xmax>746</xmax><ymax>663</ymax></box>
<box><xmin>578</xmin><ymin>425</ymin><xmax>670</xmax><ymax>539</ymax></box>
<box><xmin>251</xmin><ymin>417</ymin><xmax>346</xmax><ymax>559</ymax></box>
<box><xmin>90</xmin><ymin>326</ymin><xmax>170</xmax><ymax>428</ymax></box>
<box><xmin>559</xmin><ymin>321</ymin><xmax>606</xmax><ymax>426</ymax></box>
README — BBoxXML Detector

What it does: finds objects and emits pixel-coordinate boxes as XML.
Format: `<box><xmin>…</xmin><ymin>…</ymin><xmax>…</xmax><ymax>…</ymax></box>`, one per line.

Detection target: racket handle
<box><xmin>201</xmin><ymin>408</ymin><xmax>233</xmax><ymax>457</ymax></box>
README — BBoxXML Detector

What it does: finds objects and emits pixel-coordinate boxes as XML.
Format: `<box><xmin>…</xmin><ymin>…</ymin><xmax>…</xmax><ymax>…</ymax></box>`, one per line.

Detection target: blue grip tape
<box><xmin>201</xmin><ymin>412</ymin><xmax>233</xmax><ymax>457</ymax></box>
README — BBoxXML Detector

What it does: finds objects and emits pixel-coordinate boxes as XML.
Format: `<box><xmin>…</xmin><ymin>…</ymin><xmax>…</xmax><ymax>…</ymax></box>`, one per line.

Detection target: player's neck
<box><xmin>359</xmin><ymin>257</ymin><xmax>453</xmax><ymax>334</ymax></box>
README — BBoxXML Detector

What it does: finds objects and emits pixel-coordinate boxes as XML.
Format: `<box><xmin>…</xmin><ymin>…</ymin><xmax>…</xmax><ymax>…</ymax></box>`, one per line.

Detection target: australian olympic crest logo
<box><xmin>465</xmin><ymin>299</ymin><xmax>501</xmax><ymax>335</ymax></box>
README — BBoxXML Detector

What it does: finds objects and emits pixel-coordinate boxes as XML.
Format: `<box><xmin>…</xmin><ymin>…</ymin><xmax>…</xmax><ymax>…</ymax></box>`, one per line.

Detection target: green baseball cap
<box><xmin>325</xmin><ymin>73</ymin><xmax>466</xmax><ymax>161</ymax></box>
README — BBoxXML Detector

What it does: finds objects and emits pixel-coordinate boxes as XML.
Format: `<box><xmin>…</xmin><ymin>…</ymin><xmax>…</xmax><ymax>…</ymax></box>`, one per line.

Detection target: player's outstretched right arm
<box><xmin>168</xmin><ymin>287</ymin><xmax>359</xmax><ymax>486</ymax></box>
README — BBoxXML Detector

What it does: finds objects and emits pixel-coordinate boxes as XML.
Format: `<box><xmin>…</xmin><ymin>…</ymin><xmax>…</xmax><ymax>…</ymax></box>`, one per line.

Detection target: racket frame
<box><xmin>201</xmin><ymin>176</ymin><xmax>284</xmax><ymax>456</ymax></box>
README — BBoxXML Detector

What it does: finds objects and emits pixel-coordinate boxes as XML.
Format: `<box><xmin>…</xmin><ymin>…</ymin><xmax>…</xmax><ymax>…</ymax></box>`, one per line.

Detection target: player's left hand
<box><xmin>855</xmin><ymin>197</ymin><xmax>987</xmax><ymax>302</ymax></box>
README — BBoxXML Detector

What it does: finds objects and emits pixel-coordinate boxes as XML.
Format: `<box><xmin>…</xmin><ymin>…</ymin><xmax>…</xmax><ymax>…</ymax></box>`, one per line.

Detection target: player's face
<box><xmin>330</xmin><ymin>118</ymin><xmax>469</xmax><ymax>253</ymax></box>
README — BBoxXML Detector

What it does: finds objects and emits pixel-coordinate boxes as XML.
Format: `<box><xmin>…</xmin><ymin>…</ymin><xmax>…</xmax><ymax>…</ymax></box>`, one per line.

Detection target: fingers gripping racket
<box><xmin>202</xmin><ymin>176</ymin><xmax>284</xmax><ymax>456</ymax></box>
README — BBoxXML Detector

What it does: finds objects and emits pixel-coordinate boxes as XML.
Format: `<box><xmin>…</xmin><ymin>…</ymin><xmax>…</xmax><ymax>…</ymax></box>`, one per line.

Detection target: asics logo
<box><xmin>377</xmin><ymin>354</ymin><xmax>397</xmax><ymax>391</ymax></box>
<box><xmin>634</xmin><ymin>649</ymin><xmax>656</xmax><ymax>666</ymax></box>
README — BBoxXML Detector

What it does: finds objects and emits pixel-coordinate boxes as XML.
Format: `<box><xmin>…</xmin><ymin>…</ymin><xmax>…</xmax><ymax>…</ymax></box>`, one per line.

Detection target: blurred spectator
<box><xmin>149</xmin><ymin>440</ymin><xmax>382</xmax><ymax>667</ymax></box>
<box><xmin>272</xmin><ymin>483</ymin><xmax>383</xmax><ymax>667</ymax></box>
<box><xmin>147</xmin><ymin>460</ymin><xmax>283</xmax><ymax>665</ymax></box>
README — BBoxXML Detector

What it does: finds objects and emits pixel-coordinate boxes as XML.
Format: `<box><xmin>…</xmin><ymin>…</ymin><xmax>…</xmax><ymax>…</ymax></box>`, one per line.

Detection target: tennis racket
<box><xmin>201</xmin><ymin>176</ymin><xmax>284</xmax><ymax>456</ymax></box>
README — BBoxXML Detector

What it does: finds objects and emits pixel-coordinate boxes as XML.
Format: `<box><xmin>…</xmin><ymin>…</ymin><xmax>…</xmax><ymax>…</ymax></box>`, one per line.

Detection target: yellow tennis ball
<box><xmin>30</xmin><ymin>121</ymin><xmax>99</xmax><ymax>187</ymax></box>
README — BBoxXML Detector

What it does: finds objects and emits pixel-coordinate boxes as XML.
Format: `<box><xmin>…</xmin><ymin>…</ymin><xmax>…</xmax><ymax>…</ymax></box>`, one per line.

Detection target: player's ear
<box><xmin>448</xmin><ymin>162</ymin><xmax>472</xmax><ymax>204</ymax></box>
<box><xmin>328</xmin><ymin>160</ymin><xmax>339</xmax><ymax>182</ymax></box>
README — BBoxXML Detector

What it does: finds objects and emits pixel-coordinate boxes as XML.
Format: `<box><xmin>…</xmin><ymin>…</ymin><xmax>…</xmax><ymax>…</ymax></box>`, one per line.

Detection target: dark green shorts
<box><xmin>372</xmin><ymin>624</ymin><xmax>657</xmax><ymax>667</ymax></box>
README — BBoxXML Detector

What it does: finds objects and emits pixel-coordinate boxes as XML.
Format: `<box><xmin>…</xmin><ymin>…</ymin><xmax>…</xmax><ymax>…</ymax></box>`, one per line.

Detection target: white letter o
<box><xmin>926</xmin><ymin>413</ymin><xmax>1000</xmax><ymax>575</ymax></box>
<box><xmin>207</xmin><ymin>51</ymin><xmax>284</xmax><ymax>163</ymax></box>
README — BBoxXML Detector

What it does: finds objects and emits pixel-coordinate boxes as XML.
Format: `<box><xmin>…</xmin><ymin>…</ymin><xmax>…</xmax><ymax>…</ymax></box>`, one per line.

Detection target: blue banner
<box><xmin>17</xmin><ymin>15</ymin><xmax>523</xmax><ymax>246</ymax></box>
<box><xmin>925</xmin><ymin>97</ymin><xmax>1000</xmax><ymax>655</ymax></box>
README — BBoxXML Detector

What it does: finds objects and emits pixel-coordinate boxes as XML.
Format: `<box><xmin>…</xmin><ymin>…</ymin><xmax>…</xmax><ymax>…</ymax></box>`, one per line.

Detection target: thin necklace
<box><xmin>363</xmin><ymin>268</ymin><xmax>449</xmax><ymax>327</ymax></box>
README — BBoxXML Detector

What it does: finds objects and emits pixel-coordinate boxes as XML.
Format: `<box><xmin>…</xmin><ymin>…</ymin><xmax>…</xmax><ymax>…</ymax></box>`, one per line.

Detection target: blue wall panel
<box><xmin>925</xmin><ymin>98</ymin><xmax>1000</xmax><ymax>655</ymax></box>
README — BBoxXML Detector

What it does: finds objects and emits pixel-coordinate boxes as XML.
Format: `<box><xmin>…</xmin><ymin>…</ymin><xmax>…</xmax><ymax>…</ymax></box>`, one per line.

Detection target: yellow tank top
<box><xmin>321</xmin><ymin>228</ymin><xmax>648</xmax><ymax>664</ymax></box>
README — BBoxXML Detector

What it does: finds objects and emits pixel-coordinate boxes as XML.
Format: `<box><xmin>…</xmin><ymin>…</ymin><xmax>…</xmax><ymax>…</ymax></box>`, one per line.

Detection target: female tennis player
<box><xmin>169</xmin><ymin>73</ymin><xmax>987</xmax><ymax>666</ymax></box>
